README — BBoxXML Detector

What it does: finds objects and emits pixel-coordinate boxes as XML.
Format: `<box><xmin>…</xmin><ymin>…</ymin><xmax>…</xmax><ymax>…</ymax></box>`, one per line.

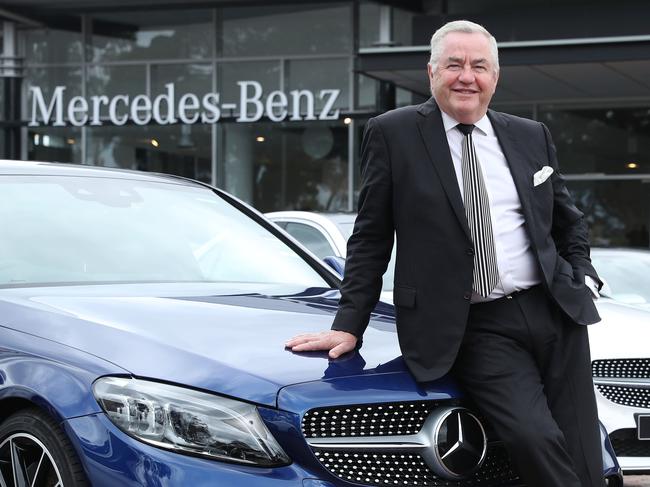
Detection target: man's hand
<box><xmin>285</xmin><ymin>330</ymin><xmax>358</xmax><ymax>359</ymax></box>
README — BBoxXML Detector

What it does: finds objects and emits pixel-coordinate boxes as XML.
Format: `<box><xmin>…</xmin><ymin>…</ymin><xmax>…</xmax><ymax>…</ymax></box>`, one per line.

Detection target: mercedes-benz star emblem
<box><xmin>425</xmin><ymin>407</ymin><xmax>488</xmax><ymax>479</ymax></box>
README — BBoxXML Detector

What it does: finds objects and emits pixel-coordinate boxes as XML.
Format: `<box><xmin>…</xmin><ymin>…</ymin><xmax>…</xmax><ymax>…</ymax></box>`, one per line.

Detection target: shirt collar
<box><xmin>440</xmin><ymin>110</ymin><xmax>494</xmax><ymax>137</ymax></box>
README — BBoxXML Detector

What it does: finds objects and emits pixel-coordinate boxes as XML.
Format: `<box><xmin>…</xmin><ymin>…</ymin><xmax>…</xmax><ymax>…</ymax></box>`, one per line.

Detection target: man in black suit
<box><xmin>287</xmin><ymin>20</ymin><xmax>603</xmax><ymax>487</ymax></box>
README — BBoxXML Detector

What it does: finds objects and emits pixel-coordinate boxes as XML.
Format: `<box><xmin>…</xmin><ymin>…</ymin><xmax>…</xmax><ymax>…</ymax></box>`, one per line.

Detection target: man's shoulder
<box><xmin>372</xmin><ymin>101</ymin><xmax>429</xmax><ymax>127</ymax></box>
<box><xmin>489</xmin><ymin>109</ymin><xmax>543</xmax><ymax>131</ymax></box>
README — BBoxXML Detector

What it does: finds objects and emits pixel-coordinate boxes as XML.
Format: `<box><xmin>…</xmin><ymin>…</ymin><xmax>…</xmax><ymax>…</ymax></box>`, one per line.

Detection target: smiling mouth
<box><xmin>453</xmin><ymin>89</ymin><xmax>478</xmax><ymax>95</ymax></box>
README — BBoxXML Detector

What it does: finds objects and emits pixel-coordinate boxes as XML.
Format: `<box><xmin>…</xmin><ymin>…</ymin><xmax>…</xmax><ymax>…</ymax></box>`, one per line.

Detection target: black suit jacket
<box><xmin>332</xmin><ymin>98</ymin><xmax>600</xmax><ymax>382</ymax></box>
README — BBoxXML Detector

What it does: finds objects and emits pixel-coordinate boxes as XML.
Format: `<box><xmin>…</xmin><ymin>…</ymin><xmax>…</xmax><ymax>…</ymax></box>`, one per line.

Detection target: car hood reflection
<box><xmin>0</xmin><ymin>283</ymin><xmax>407</xmax><ymax>407</ymax></box>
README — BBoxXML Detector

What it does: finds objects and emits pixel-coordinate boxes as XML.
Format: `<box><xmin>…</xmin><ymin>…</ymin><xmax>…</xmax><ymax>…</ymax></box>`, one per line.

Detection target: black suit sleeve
<box><xmin>331</xmin><ymin>117</ymin><xmax>394</xmax><ymax>337</ymax></box>
<box><xmin>543</xmin><ymin>123</ymin><xmax>601</xmax><ymax>288</ymax></box>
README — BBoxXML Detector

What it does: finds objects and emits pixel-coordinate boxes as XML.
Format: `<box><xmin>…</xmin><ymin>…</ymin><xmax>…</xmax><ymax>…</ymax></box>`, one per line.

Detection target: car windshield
<box><xmin>592</xmin><ymin>251</ymin><xmax>650</xmax><ymax>306</ymax></box>
<box><xmin>0</xmin><ymin>175</ymin><xmax>328</xmax><ymax>288</ymax></box>
<box><xmin>338</xmin><ymin>221</ymin><xmax>396</xmax><ymax>292</ymax></box>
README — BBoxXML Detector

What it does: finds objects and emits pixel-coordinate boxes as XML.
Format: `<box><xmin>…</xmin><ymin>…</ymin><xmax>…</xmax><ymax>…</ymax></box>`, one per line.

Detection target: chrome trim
<box><xmin>594</xmin><ymin>378</ymin><xmax>650</xmax><ymax>387</ymax></box>
<box><xmin>638</xmin><ymin>414</ymin><xmax>650</xmax><ymax>441</ymax></box>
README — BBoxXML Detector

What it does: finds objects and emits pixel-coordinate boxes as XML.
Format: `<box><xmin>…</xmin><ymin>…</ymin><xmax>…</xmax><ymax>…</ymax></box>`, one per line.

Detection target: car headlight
<box><xmin>93</xmin><ymin>377</ymin><xmax>290</xmax><ymax>467</ymax></box>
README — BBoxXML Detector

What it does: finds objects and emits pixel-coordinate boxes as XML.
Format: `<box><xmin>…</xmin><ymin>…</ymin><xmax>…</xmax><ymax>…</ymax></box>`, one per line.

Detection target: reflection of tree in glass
<box><xmin>572</xmin><ymin>186</ymin><xmax>627</xmax><ymax>247</ymax></box>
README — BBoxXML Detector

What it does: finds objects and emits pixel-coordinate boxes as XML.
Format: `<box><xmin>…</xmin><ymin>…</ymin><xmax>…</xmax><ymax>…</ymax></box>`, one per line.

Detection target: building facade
<box><xmin>1</xmin><ymin>0</ymin><xmax>650</xmax><ymax>247</ymax></box>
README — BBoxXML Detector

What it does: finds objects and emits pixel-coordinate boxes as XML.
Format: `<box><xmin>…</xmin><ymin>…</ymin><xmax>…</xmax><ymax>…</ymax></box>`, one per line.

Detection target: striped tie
<box><xmin>457</xmin><ymin>123</ymin><xmax>499</xmax><ymax>298</ymax></box>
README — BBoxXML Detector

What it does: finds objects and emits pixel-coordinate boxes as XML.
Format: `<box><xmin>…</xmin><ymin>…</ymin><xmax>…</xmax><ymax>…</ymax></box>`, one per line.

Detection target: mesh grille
<box><xmin>595</xmin><ymin>384</ymin><xmax>650</xmax><ymax>409</ymax></box>
<box><xmin>302</xmin><ymin>401</ymin><xmax>436</xmax><ymax>438</ymax></box>
<box><xmin>592</xmin><ymin>359</ymin><xmax>650</xmax><ymax>379</ymax></box>
<box><xmin>313</xmin><ymin>445</ymin><xmax>520</xmax><ymax>487</ymax></box>
<box><xmin>610</xmin><ymin>429</ymin><xmax>650</xmax><ymax>457</ymax></box>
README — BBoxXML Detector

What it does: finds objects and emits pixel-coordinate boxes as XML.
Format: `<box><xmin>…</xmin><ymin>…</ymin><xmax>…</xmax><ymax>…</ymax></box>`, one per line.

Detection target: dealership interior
<box><xmin>1</xmin><ymin>0</ymin><xmax>650</xmax><ymax>247</ymax></box>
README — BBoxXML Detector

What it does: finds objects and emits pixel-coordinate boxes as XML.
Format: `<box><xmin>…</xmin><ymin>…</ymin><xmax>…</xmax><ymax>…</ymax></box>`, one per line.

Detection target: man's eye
<box><xmin>448</xmin><ymin>64</ymin><xmax>461</xmax><ymax>70</ymax></box>
<box><xmin>474</xmin><ymin>65</ymin><xmax>487</xmax><ymax>72</ymax></box>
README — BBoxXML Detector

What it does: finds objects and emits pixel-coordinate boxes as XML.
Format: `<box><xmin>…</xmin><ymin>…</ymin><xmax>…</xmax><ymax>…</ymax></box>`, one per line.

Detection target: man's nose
<box><xmin>458</xmin><ymin>66</ymin><xmax>475</xmax><ymax>83</ymax></box>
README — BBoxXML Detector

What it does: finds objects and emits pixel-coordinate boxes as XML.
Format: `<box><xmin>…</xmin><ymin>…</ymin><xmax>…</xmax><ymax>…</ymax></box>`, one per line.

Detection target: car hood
<box><xmin>590</xmin><ymin>298</ymin><xmax>650</xmax><ymax>360</ymax></box>
<box><xmin>0</xmin><ymin>283</ymin><xmax>416</xmax><ymax>407</ymax></box>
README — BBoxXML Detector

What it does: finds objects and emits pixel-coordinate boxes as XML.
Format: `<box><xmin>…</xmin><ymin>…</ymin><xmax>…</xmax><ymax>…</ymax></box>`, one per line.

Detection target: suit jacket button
<box><xmin>463</xmin><ymin>292</ymin><xmax>472</xmax><ymax>300</ymax></box>
<box><xmin>466</xmin><ymin>248</ymin><xmax>474</xmax><ymax>256</ymax></box>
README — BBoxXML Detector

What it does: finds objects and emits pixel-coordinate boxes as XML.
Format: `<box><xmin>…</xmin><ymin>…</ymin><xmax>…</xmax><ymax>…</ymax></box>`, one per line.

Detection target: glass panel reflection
<box><xmin>90</xmin><ymin>9</ymin><xmax>213</xmax><ymax>62</ymax></box>
<box><xmin>568</xmin><ymin>179</ymin><xmax>650</xmax><ymax>248</ymax></box>
<box><xmin>218</xmin><ymin>121</ymin><xmax>348</xmax><ymax>212</ymax></box>
<box><xmin>222</xmin><ymin>4</ymin><xmax>351</xmax><ymax>56</ymax></box>
<box><xmin>28</xmin><ymin>126</ymin><xmax>82</xmax><ymax>164</ymax></box>
<box><xmin>23</xmin><ymin>26</ymin><xmax>83</xmax><ymax>64</ymax></box>
<box><xmin>286</xmin><ymin>58</ymin><xmax>349</xmax><ymax>111</ymax></box>
<box><xmin>87</xmin><ymin>124</ymin><xmax>211</xmax><ymax>182</ymax></box>
<box><xmin>540</xmin><ymin>105</ymin><xmax>650</xmax><ymax>175</ymax></box>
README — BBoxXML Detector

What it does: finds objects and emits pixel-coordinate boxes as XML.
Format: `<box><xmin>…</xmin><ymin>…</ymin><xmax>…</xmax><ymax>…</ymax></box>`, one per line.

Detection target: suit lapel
<box><xmin>416</xmin><ymin>99</ymin><xmax>471</xmax><ymax>240</ymax></box>
<box><xmin>488</xmin><ymin>110</ymin><xmax>537</xmax><ymax>229</ymax></box>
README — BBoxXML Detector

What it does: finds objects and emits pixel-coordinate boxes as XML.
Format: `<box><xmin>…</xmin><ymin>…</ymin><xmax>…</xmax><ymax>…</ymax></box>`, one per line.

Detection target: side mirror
<box><xmin>323</xmin><ymin>256</ymin><xmax>345</xmax><ymax>277</ymax></box>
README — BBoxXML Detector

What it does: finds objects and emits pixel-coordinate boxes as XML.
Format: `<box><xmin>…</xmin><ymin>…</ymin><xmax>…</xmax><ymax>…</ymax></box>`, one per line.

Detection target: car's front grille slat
<box><xmin>592</xmin><ymin>359</ymin><xmax>650</xmax><ymax>408</ymax></box>
<box><xmin>313</xmin><ymin>445</ymin><xmax>520</xmax><ymax>487</ymax></box>
<box><xmin>592</xmin><ymin>359</ymin><xmax>650</xmax><ymax>380</ymax></box>
<box><xmin>302</xmin><ymin>401</ymin><xmax>436</xmax><ymax>438</ymax></box>
<box><xmin>595</xmin><ymin>384</ymin><xmax>650</xmax><ymax>409</ymax></box>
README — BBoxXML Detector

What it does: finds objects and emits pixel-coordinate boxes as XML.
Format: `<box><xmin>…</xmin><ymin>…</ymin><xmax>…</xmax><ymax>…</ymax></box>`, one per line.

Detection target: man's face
<box><xmin>428</xmin><ymin>31</ymin><xmax>498</xmax><ymax>124</ymax></box>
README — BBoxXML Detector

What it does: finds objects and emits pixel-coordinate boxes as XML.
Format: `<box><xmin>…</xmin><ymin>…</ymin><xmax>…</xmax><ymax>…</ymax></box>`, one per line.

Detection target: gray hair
<box><xmin>429</xmin><ymin>20</ymin><xmax>499</xmax><ymax>72</ymax></box>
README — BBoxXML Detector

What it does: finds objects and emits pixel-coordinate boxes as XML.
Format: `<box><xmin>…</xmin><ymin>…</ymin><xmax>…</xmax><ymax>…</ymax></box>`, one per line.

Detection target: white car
<box><xmin>265</xmin><ymin>211</ymin><xmax>395</xmax><ymax>303</ymax></box>
<box><xmin>266</xmin><ymin>211</ymin><xmax>650</xmax><ymax>475</ymax></box>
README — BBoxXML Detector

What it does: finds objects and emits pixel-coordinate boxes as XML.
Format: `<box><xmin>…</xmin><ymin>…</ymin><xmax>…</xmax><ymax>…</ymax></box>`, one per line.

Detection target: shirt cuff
<box><xmin>585</xmin><ymin>275</ymin><xmax>600</xmax><ymax>299</ymax></box>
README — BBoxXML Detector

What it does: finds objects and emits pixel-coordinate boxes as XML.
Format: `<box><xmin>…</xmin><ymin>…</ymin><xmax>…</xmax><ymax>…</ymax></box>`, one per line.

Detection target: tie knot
<box><xmin>457</xmin><ymin>123</ymin><xmax>475</xmax><ymax>136</ymax></box>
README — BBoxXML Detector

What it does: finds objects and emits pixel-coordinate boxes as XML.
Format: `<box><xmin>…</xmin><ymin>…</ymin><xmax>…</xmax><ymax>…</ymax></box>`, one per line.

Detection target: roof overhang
<box><xmin>359</xmin><ymin>36</ymin><xmax>650</xmax><ymax>104</ymax></box>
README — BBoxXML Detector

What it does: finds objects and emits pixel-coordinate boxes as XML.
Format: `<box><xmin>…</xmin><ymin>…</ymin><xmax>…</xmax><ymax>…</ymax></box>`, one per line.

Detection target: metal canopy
<box><xmin>359</xmin><ymin>37</ymin><xmax>650</xmax><ymax>104</ymax></box>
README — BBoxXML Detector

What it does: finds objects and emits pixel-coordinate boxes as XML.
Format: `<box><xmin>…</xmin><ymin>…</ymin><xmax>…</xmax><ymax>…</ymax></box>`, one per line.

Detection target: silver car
<box><xmin>266</xmin><ymin>211</ymin><xmax>650</xmax><ymax>475</ymax></box>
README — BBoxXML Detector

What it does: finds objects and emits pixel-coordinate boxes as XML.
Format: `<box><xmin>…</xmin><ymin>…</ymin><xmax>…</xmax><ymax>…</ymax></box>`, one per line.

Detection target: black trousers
<box><xmin>452</xmin><ymin>285</ymin><xmax>604</xmax><ymax>487</ymax></box>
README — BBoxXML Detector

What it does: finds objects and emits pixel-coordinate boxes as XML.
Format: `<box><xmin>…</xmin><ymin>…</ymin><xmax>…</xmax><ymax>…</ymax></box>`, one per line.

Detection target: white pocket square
<box><xmin>533</xmin><ymin>166</ymin><xmax>554</xmax><ymax>186</ymax></box>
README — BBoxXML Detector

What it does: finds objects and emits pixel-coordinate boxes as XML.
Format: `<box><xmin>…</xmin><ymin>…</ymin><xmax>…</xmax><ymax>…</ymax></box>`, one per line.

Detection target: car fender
<box><xmin>0</xmin><ymin>326</ymin><xmax>127</xmax><ymax>421</ymax></box>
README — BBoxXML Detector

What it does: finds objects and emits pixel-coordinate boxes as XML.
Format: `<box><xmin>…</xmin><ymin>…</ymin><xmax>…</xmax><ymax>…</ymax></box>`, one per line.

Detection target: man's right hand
<box><xmin>285</xmin><ymin>330</ymin><xmax>358</xmax><ymax>359</ymax></box>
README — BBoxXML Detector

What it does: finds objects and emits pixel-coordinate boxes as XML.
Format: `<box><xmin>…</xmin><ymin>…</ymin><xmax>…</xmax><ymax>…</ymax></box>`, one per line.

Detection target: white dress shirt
<box><xmin>440</xmin><ymin>111</ymin><xmax>543</xmax><ymax>302</ymax></box>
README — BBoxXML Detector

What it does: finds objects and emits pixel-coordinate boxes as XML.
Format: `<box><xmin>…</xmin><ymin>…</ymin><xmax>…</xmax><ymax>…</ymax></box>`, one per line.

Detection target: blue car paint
<box><xmin>0</xmin><ymin>284</ymin><xmax>402</xmax><ymax>407</ymax></box>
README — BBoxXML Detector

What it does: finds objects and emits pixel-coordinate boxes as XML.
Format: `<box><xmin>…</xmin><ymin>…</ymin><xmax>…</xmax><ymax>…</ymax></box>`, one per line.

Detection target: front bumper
<box><xmin>62</xmin><ymin>405</ymin><xmax>621</xmax><ymax>487</ymax></box>
<box><xmin>596</xmin><ymin>387</ymin><xmax>650</xmax><ymax>473</ymax></box>
<box><xmin>63</xmin><ymin>412</ymin><xmax>340</xmax><ymax>487</ymax></box>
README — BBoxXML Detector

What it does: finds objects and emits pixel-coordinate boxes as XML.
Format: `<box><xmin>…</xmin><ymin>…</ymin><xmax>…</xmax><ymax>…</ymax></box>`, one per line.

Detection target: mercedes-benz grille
<box><xmin>302</xmin><ymin>401</ymin><xmax>521</xmax><ymax>487</ymax></box>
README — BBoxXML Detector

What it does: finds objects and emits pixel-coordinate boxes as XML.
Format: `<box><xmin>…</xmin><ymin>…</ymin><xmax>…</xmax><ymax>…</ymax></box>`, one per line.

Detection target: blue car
<box><xmin>0</xmin><ymin>161</ymin><xmax>622</xmax><ymax>486</ymax></box>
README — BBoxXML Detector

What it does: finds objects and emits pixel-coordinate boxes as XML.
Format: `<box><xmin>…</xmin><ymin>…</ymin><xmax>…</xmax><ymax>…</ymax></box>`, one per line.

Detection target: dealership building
<box><xmin>1</xmin><ymin>0</ymin><xmax>650</xmax><ymax>247</ymax></box>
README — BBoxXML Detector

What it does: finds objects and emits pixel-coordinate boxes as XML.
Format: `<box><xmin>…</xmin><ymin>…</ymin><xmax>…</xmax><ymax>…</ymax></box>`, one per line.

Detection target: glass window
<box><xmin>219</xmin><ymin>61</ymin><xmax>281</xmax><ymax>120</ymax></box>
<box><xmin>23</xmin><ymin>26</ymin><xmax>83</xmax><ymax>64</ymax></box>
<box><xmin>284</xmin><ymin>222</ymin><xmax>336</xmax><ymax>259</ymax></box>
<box><xmin>219</xmin><ymin>120</ymin><xmax>349</xmax><ymax>212</ymax></box>
<box><xmin>87</xmin><ymin>125</ymin><xmax>212</xmax><ymax>182</ymax></box>
<box><xmin>286</xmin><ymin>58</ymin><xmax>349</xmax><ymax>112</ymax></box>
<box><xmin>90</xmin><ymin>9</ymin><xmax>213</xmax><ymax>62</ymax></box>
<box><xmin>567</xmin><ymin>179</ymin><xmax>650</xmax><ymax>248</ymax></box>
<box><xmin>358</xmin><ymin>75</ymin><xmax>379</xmax><ymax>110</ymax></box>
<box><xmin>392</xmin><ymin>7</ymin><xmax>415</xmax><ymax>46</ymax></box>
<box><xmin>539</xmin><ymin>105</ymin><xmax>650</xmax><ymax>175</ymax></box>
<box><xmin>28</xmin><ymin>126</ymin><xmax>82</xmax><ymax>164</ymax></box>
<box><xmin>151</xmin><ymin>64</ymin><xmax>213</xmax><ymax>96</ymax></box>
<box><xmin>24</xmin><ymin>67</ymin><xmax>83</xmax><ymax>126</ymax></box>
<box><xmin>86</xmin><ymin>65</ymin><xmax>147</xmax><ymax>123</ymax></box>
<box><xmin>359</xmin><ymin>2</ymin><xmax>381</xmax><ymax>48</ymax></box>
<box><xmin>0</xmin><ymin>175</ymin><xmax>328</xmax><ymax>288</ymax></box>
<box><xmin>221</xmin><ymin>3</ymin><xmax>351</xmax><ymax>57</ymax></box>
